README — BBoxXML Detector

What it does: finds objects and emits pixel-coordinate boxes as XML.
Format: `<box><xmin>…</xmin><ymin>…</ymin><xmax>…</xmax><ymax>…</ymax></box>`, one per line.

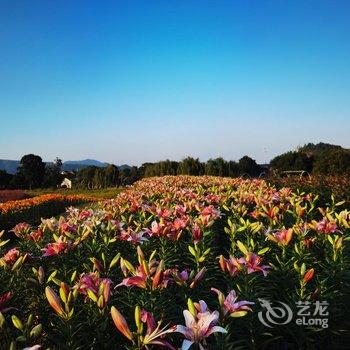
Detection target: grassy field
<box><xmin>25</xmin><ymin>187</ymin><xmax>123</xmax><ymax>200</ymax></box>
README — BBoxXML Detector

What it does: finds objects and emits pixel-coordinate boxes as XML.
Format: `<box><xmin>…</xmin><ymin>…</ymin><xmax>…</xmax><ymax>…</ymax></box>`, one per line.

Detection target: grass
<box><xmin>25</xmin><ymin>187</ymin><xmax>123</xmax><ymax>200</ymax></box>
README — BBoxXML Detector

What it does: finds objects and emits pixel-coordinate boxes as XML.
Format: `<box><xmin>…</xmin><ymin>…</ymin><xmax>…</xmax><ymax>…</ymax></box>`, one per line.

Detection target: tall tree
<box><xmin>313</xmin><ymin>149</ymin><xmax>350</xmax><ymax>175</ymax></box>
<box><xmin>177</xmin><ymin>157</ymin><xmax>203</xmax><ymax>175</ymax></box>
<box><xmin>43</xmin><ymin>157</ymin><xmax>63</xmax><ymax>187</ymax></box>
<box><xmin>238</xmin><ymin>156</ymin><xmax>261</xmax><ymax>177</ymax></box>
<box><xmin>18</xmin><ymin>154</ymin><xmax>45</xmax><ymax>189</ymax></box>
<box><xmin>0</xmin><ymin>170</ymin><xmax>13</xmax><ymax>189</ymax></box>
<box><xmin>105</xmin><ymin>164</ymin><xmax>120</xmax><ymax>187</ymax></box>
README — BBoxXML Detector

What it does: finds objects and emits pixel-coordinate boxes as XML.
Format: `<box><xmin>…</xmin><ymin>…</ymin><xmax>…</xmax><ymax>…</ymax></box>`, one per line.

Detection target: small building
<box><xmin>60</xmin><ymin>178</ymin><xmax>72</xmax><ymax>189</ymax></box>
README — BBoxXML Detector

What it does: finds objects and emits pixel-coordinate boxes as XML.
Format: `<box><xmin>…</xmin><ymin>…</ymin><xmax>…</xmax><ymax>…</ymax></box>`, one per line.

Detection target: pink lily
<box><xmin>42</xmin><ymin>237</ymin><xmax>70</xmax><ymax>257</ymax></box>
<box><xmin>191</xmin><ymin>223</ymin><xmax>202</xmax><ymax>244</ymax></box>
<box><xmin>266</xmin><ymin>228</ymin><xmax>293</xmax><ymax>246</ymax></box>
<box><xmin>316</xmin><ymin>218</ymin><xmax>338</xmax><ymax>234</ymax></box>
<box><xmin>2</xmin><ymin>248</ymin><xmax>20</xmax><ymax>264</ymax></box>
<box><xmin>211</xmin><ymin>288</ymin><xmax>254</xmax><ymax>317</ymax></box>
<box><xmin>243</xmin><ymin>253</ymin><xmax>270</xmax><ymax>276</ymax></box>
<box><xmin>175</xmin><ymin>300</ymin><xmax>227</xmax><ymax>350</ymax></box>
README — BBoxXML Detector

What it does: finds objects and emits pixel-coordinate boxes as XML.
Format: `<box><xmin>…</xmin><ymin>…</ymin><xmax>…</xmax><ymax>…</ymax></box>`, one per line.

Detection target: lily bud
<box><xmin>59</xmin><ymin>282</ymin><xmax>70</xmax><ymax>303</ymax></box>
<box><xmin>137</xmin><ymin>245</ymin><xmax>145</xmax><ymax>264</ymax></box>
<box><xmin>38</xmin><ymin>266</ymin><xmax>45</xmax><ymax>284</ymax></box>
<box><xmin>152</xmin><ymin>260</ymin><xmax>164</xmax><ymax>288</ymax></box>
<box><xmin>218</xmin><ymin>255</ymin><xmax>226</xmax><ymax>271</ymax></box>
<box><xmin>190</xmin><ymin>267</ymin><xmax>206</xmax><ymax>289</ymax></box>
<box><xmin>303</xmin><ymin>268</ymin><xmax>314</xmax><ymax>283</ymax></box>
<box><xmin>111</xmin><ymin>306</ymin><xmax>133</xmax><ymax>341</ymax></box>
<box><xmin>30</xmin><ymin>324</ymin><xmax>42</xmax><ymax>338</ymax></box>
<box><xmin>92</xmin><ymin>257</ymin><xmax>104</xmax><ymax>273</ymax></box>
<box><xmin>135</xmin><ymin>305</ymin><xmax>141</xmax><ymax>332</ymax></box>
<box><xmin>11</xmin><ymin>315</ymin><xmax>23</xmax><ymax>330</ymax></box>
<box><xmin>187</xmin><ymin>298</ymin><xmax>196</xmax><ymax>316</ymax></box>
<box><xmin>45</xmin><ymin>286</ymin><xmax>64</xmax><ymax>316</ymax></box>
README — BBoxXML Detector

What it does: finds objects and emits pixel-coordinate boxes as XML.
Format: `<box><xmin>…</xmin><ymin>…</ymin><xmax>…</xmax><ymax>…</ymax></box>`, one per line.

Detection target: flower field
<box><xmin>0</xmin><ymin>194</ymin><xmax>98</xmax><ymax>230</ymax></box>
<box><xmin>0</xmin><ymin>191</ymin><xmax>29</xmax><ymax>204</ymax></box>
<box><xmin>1</xmin><ymin>175</ymin><xmax>350</xmax><ymax>349</ymax></box>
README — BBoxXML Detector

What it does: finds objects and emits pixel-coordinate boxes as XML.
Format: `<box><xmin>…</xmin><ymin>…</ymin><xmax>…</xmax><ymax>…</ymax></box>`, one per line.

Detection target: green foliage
<box><xmin>43</xmin><ymin>158</ymin><xmax>63</xmax><ymax>188</ymax></box>
<box><xmin>238</xmin><ymin>156</ymin><xmax>262</xmax><ymax>177</ymax></box>
<box><xmin>313</xmin><ymin>149</ymin><xmax>350</xmax><ymax>175</ymax></box>
<box><xmin>0</xmin><ymin>170</ymin><xmax>13</xmax><ymax>189</ymax></box>
<box><xmin>76</xmin><ymin>165</ymin><xmax>120</xmax><ymax>189</ymax></box>
<box><xmin>17</xmin><ymin>154</ymin><xmax>46</xmax><ymax>189</ymax></box>
<box><xmin>270</xmin><ymin>151</ymin><xmax>313</xmax><ymax>173</ymax></box>
<box><xmin>177</xmin><ymin>157</ymin><xmax>204</xmax><ymax>175</ymax></box>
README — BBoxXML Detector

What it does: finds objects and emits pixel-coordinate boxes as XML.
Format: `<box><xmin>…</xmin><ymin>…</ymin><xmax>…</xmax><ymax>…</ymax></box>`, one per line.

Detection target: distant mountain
<box><xmin>62</xmin><ymin>159</ymin><xmax>109</xmax><ymax>171</ymax></box>
<box><xmin>118</xmin><ymin>164</ymin><xmax>132</xmax><ymax>171</ymax></box>
<box><xmin>0</xmin><ymin>158</ymin><xmax>130</xmax><ymax>174</ymax></box>
<box><xmin>0</xmin><ymin>159</ymin><xmax>20</xmax><ymax>174</ymax></box>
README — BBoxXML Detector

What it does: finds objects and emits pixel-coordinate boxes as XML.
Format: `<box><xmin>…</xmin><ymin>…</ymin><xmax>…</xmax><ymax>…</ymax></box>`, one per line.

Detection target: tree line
<box><xmin>1</xmin><ymin>143</ymin><xmax>349</xmax><ymax>189</ymax></box>
<box><xmin>0</xmin><ymin>154</ymin><xmax>263</xmax><ymax>189</ymax></box>
<box><xmin>270</xmin><ymin>143</ymin><xmax>350</xmax><ymax>175</ymax></box>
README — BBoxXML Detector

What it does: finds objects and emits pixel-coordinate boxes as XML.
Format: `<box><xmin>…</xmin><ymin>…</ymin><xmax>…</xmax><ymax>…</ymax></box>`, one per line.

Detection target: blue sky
<box><xmin>1</xmin><ymin>0</ymin><xmax>349</xmax><ymax>165</ymax></box>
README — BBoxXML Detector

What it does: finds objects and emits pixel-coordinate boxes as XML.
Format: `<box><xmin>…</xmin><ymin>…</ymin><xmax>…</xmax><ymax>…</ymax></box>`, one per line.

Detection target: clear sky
<box><xmin>1</xmin><ymin>0</ymin><xmax>350</xmax><ymax>165</ymax></box>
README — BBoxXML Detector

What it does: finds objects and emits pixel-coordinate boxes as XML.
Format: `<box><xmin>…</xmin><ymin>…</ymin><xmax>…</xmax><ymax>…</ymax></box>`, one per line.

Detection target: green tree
<box><xmin>228</xmin><ymin>161</ymin><xmax>240</xmax><ymax>177</ymax></box>
<box><xmin>77</xmin><ymin>166</ymin><xmax>98</xmax><ymax>188</ymax></box>
<box><xmin>43</xmin><ymin>157</ymin><xmax>63</xmax><ymax>187</ymax></box>
<box><xmin>313</xmin><ymin>149</ymin><xmax>350</xmax><ymax>175</ymax></box>
<box><xmin>105</xmin><ymin>164</ymin><xmax>120</xmax><ymax>187</ymax></box>
<box><xmin>0</xmin><ymin>170</ymin><xmax>13</xmax><ymax>189</ymax></box>
<box><xmin>270</xmin><ymin>151</ymin><xmax>313</xmax><ymax>173</ymax></box>
<box><xmin>18</xmin><ymin>154</ymin><xmax>46</xmax><ymax>189</ymax></box>
<box><xmin>177</xmin><ymin>157</ymin><xmax>203</xmax><ymax>175</ymax></box>
<box><xmin>204</xmin><ymin>158</ymin><xmax>228</xmax><ymax>176</ymax></box>
<box><xmin>238</xmin><ymin>156</ymin><xmax>261</xmax><ymax>177</ymax></box>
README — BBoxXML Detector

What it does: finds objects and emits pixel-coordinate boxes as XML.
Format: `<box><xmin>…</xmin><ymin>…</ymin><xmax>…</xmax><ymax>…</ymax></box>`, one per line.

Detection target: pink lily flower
<box><xmin>0</xmin><ymin>292</ymin><xmax>15</xmax><ymax>313</ymax></box>
<box><xmin>243</xmin><ymin>253</ymin><xmax>270</xmax><ymax>276</ymax></box>
<box><xmin>175</xmin><ymin>300</ymin><xmax>227</xmax><ymax>350</ymax></box>
<box><xmin>211</xmin><ymin>288</ymin><xmax>254</xmax><ymax>317</ymax></box>
<box><xmin>156</xmin><ymin>207</ymin><xmax>172</xmax><ymax>219</ymax></box>
<box><xmin>266</xmin><ymin>228</ymin><xmax>293</xmax><ymax>246</ymax></box>
<box><xmin>42</xmin><ymin>237</ymin><xmax>70</xmax><ymax>257</ymax></box>
<box><xmin>117</xmin><ymin>248</ymin><xmax>168</xmax><ymax>290</ymax></box>
<box><xmin>218</xmin><ymin>255</ymin><xmax>245</xmax><ymax>277</ymax></box>
<box><xmin>10</xmin><ymin>222</ymin><xmax>31</xmax><ymax>237</ymax></box>
<box><xmin>2</xmin><ymin>248</ymin><xmax>20</xmax><ymax>264</ymax></box>
<box><xmin>316</xmin><ymin>218</ymin><xmax>338</xmax><ymax>234</ymax></box>
<box><xmin>191</xmin><ymin>223</ymin><xmax>202</xmax><ymax>244</ymax></box>
<box><xmin>60</xmin><ymin>222</ymin><xmax>77</xmax><ymax>234</ymax></box>
<box><xmin>120</xmin><ymin>228</ymin><xmax>148</xmax><ymax>244</ymax></box>
<box><xmin>219</xmin><ymin>253</ymin><xmax>270</xmax><ymax>277</ymax></box>
<box><xmin>111</xmin><ymin>306</ymin><xmax>176</xmax><ymax>349</ymax></box>
<box><xmin>140</xmin><ymin>310</ymin><xmax>176</xmax><ymax>349</ymax></box>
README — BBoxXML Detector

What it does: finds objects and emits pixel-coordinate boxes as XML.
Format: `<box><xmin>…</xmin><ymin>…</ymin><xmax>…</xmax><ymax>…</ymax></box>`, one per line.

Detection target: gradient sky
<box><xmin>1</xmin><ymin>0</ymin><xmax>350</xmax><ymax>165</ymax></box>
